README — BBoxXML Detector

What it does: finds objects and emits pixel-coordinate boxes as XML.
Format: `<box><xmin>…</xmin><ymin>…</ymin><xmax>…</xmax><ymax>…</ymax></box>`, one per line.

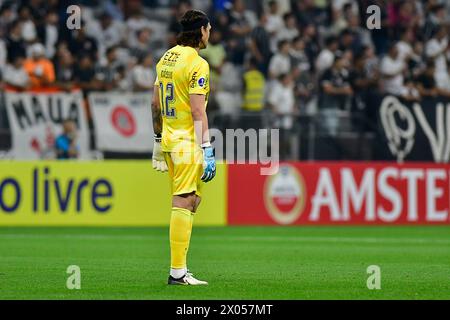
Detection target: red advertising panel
<box><xmin>228</xmin><ymin>162</ymin><xmax>450</xmax><ymax>225</ymax></box>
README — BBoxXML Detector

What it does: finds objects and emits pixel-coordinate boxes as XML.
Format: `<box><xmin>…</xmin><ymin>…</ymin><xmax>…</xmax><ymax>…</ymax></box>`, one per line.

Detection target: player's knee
<box><xmin>172</xmin><ymin>193</ymin><xmax>197</xmax><ymax>212</ymax></box>
<box><xmin>192</xmin><ymin>196</ymin><xmax>201</xmax><ymax>213</ymax></box>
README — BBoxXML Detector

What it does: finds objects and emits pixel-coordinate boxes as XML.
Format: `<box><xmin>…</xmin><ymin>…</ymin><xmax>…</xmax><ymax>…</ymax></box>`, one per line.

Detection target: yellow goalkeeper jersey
<box><xmin>154</xmin><ymin>45</ymin><xmax>210</xmax><ymax>153</ymax></box>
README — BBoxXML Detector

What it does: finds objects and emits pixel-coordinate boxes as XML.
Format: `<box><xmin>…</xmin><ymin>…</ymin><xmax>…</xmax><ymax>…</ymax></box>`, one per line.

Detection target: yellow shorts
<box><xmin>164</xmin><ymin>149</ymin><xmax>204</xmax><ymax>197</ymax></box>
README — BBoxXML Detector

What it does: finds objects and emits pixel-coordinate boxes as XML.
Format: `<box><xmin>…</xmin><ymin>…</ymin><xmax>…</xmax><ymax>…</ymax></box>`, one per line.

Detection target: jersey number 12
<box><xmin>159</xmin><ymin>82</ymin><xmax>176</xmax><ymax>118</ymax></box>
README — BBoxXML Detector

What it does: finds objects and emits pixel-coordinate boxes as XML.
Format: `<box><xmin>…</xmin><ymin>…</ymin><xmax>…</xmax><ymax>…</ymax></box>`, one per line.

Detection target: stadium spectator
<box><xmin>126</xmin><ymin>10</ymin><xmax>151</xmax><ymax>48</ymax></box>
<box><xmin>67</xmin><ymin>24</ymin><xmax>98</xmax><ymax>61</ymax></box>
<box><xmin>290</xmin><ymin>36</ymin><xmax>311</xmax><ymax>74</ymax></box>
<box><xmin>215</xmin><ymin>58</ymin><xmax>243</xmax><ymax>115</ymax></box>
<box><xmin>0</xmin><ymin>3</ymin><xmax>15</xmax><ymax>33</ymax></box>
<box><xmin>268</xmin><ymin>39</ymin><xmax>291</xmax><ymax>80</ymax></box>
<box><xmin>277</xmin><ymin>13</ymin><xmax>299</xmax><ymax>43</ymax></box>
<box><xmin>54</xmin><ymin>49</ymin><xmax>74</xmax><ymax>90</ymax></box>
<box><xmin>23</xmin><ymin>43</ymin><xmax>55</xmax><ymax>88</ymax></box>
<box><xmin>415</xmin><ymin>59</ymin><xmax>440</xmax><ymax>97</ymax></box>
<box><xmin>425</xmin><ymin>25</ymin><xmax>450</xmax><ymax>91</ymax></box>
<box><xmin>346</xmin><ymin>10</ymin><xmax>373</xmax><ymax>50</ymax></box>
<box><xmin>37</xmin><ymin>10</ymin><xmax>59</xmax><ymax>59</ymax></box>
<box><xmin>370</xmin><ymin>0</ymin><xmax>391</xmax><ymax>55</ymax></box>
<box><xmin>73</xmin><ymin>54</ymin><xmax>100</xmax><ymax>93</ymax></box>
<box><xmin>266</xmin><ymin>0</ymin><xmax>284</xmax><ymax>52</ymax></box>
<box><xmin>380</xmin><ymin>43</ymin><xmax>409</xmax><ymax>97</ymax></box>
<box><xmin>423</xmin><ymin>3</ymin><xmax>447</xmax><ymax>39</ymax></box>
<box><xmin>266</xmin><ymin>0</ymin><xmax>290</xmax><ymax>16</ymax></box>
<box><xmin>349</xmin><ymin>49</ymin><xmax>379</xmax><ymax>131</ymax></box>
<box><xmin>397</xmin><ymin>28</ymin><xmax>416</xmax><ymax>63</ymax></box>
<box><xmin>168</xmin><ymin>0</ymin><xmax>192</xmax><ymax>48</ymax></box>
<box><xmin>96</xmin><ymin>46</ymin><xmax>124</xmax><ymax>91</ymax></box>
<box><xmin>242</xmin><ymin>57</ymin><xmax>266</xmax><ymax>112</ymax></box>
<box><xmin>249</xmin><ymin>11</ymin><xmax>272</xmax><ymax>76</ymax></box>
<box><xmin>290</xmin><ymin>36</ymin><xmax>314</xmax><ymax>109</ymax></box>
<box><xmin>268</xmin><ymin>73</ymin><xmax>296</xmax><ymax>130</ymax></box>
<box><xmin>226</xmin><ymin>0</ymin><xmax>254</xmax><ymax>66</ymax></box>
<box><xmin>2</xmin><ymin>55</ymin><xmax>30</xmax><ymax>90</ymax></box>
<box><xmin>415</xmin><ymin>59</ymin><xmax>450</xmax><ymax>98</ymax></box>
<box><xmin>302</xmin><ymin>23</ymin><xmax>320</xmax><ymax>72</ymax></box>
<box><xmin>55</xmin><ymin>119</ymin><xmax>79</xmax><ymax>160</ymax></box>
<box><xmin>318</xmin><ymin>53</ymin><xmax>353</xmax><ymax>137</ymax></box>
<box><xmin>394</xmin><ymin>0</ymin><xmax>422</xmax><ymax>31</ymax></box>
<box><xmin>100</xmin><ymin>11</ymin><xmax>125</xmax><ymax>49</ymax></box>
<box><xmin>17</xmin><ymin>5</ymin><xmax>37</xmax><ymax>43</ymax></box>
<box><xmin>88</xmin><ymin>12</ymin><xmax>125</xmax><ymax>60</ymax></box>
<box><xmin>315</xmin><ymin>35</ymin><xmax>338</xmax><ymax>76</ymax></box>
<box><xmin>332</xmin><ymin>2</ymin><xmax>354</xmax><ymax>32</ymax></box>
<box><xmin>115</xmin><ymin>65</ymin><xmax>131</xmax><ymax>91</ymax></box>
<box><xmin>130</xmin><ymin>53</ymin><xmax>155</xmax><ymax>92</ymax></box>
<box><xmin>127</xmin><ymin>28</ymin><xmax>151</xmax><ymax>61</ymax></box>
<box><xmin>339</xmin><ymin>29</ymin><xmax>358</xmax><ymax>55</ymax></box>
<box><xmin>268</xmin><ymin>72</ymin><xmax>296</xmax><ymax>159</ymax></box>
<box><xmin>5</xmin><ymin>20</ymin><xmax>26</xmax><ymax>63</ymax></box>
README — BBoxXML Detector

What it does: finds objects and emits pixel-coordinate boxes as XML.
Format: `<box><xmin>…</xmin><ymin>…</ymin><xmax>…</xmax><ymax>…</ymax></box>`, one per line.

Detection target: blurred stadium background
<box><xmin>0</xmin><ymin>0</ymin><xmax>450</xmax><ymax>299</ymax></box>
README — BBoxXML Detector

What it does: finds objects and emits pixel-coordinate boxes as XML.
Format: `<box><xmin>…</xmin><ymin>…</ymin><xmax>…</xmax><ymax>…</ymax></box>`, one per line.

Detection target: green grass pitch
<box><xmin>0</xmin><ymin>226</ymin><xmax>449</xmax><ymax>300</ymax></box>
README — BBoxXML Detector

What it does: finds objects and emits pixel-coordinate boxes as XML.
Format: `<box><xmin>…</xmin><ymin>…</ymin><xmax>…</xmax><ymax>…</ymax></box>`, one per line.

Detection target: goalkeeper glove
<box><xmin>201</xmin><ymin>142</ymin><xmax>216</xmax><ymax>182</ymax></box>
<box><xmin>152</xmin><ymin>134</ymin><xmax>168</xmax><ymax>172</ymax></box>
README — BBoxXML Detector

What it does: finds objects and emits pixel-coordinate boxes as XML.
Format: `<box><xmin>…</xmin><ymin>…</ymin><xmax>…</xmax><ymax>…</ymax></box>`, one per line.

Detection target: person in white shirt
<box><xmin>264</xmin><ymin>0</ymin><xmax>291</xmax><ymax>16</ymax></box>
<box><xmin>267</xmin><ymin>72</ymin><xmax>296</xmax><ymax>159</ymax></box>
<box><xmin>265</xmin><ymin>0</ymin><xmax>285</xmax><ymax>52</ymax></box>
<box><xmin>380</xmin><ymin>43</ymin><xmax>408</xmax><ymax>97</ymax></box>
<box><xmin>397</xmin><ymin>28</ymin><xmax>415</xmax><ymax>62</ymax></box>
<box><xmin>268</xmin><ymin>40</ymin><xmax>291</xmax><ymax>79</ymax></box>
<box><xmin>126</xmin><ymin>11</ymin><xmax>150</xmax><ymax>48</ymax></box>
<box><xmin>3</xmin><ymin>55</ymin><xmax>30</xmax><ymax>89</ymax></box>
<box><xmin>131</xmin><ymin>53</ymin><xmax>155</xmax><ymax>92</ymax></box>
<box><xmin>18</xmin><ymin>5</ymin><xmax>36</xmax><ymax>42</ymax></box>
<box><xmin>268</xmin><ymin>73</ymin><xmax>296</xmax><ymax>130</ymax></box>
<box><xmin>425</xmin><ymin>26</ymin><xmax>450</xmax><ymax>91</ymax></box>
<box><xmin>88</xmin><ymin>12</ymin><xmax>125</xmax><ymax>58</ymax></box>
<box><xmin>315</xmin><ymin>35</ymin><xmax>339</xmax><ymax>76</ymax></box>
<box><xmin>277</xmin><ymin>13</ymin><xmax>299</xmax><ymax>43</ymax></box>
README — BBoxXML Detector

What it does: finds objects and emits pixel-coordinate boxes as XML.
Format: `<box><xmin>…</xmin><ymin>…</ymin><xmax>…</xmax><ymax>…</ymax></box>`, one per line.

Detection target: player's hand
<box><xmin>201</xmin><ymin>143</ymin><xmax>216</xmax><ymax>182</ymax></box>
<box><xmin>152</xmin><ymin>135</ymin><xmax>168</xmax><ymax>172</ymax></box>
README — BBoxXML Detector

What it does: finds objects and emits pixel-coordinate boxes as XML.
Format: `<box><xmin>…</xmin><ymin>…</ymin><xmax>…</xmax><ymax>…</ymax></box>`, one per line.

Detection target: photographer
<box><xmin>55</xmin><ymin>120</ymin><xmax>78</xmax><ymax>159</ymax></box>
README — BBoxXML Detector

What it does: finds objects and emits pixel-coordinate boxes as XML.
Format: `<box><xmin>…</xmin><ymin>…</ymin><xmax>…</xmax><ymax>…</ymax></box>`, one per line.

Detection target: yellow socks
<box><xmin>170</xmin><ymin>207</ymin><xmax>194</xmax><ymax>270</ymax></box>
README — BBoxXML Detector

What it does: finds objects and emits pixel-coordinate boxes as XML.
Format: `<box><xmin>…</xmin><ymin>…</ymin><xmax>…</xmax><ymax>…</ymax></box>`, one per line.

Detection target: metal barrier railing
<box><xmin>209</xmin><ymin>110</ymin><xmax>379</xmax><ymax>161</ymax></box>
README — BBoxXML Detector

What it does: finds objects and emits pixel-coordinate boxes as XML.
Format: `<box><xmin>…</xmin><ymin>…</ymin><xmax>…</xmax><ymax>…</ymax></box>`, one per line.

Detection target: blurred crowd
<box><xmin>1</xmin><ymin>0</ymin><xmax>450</xmax><ymax>134</ymax></box>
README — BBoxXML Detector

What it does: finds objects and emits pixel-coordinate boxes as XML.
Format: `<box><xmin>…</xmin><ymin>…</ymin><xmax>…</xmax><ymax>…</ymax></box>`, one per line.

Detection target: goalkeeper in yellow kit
<box><xmin>151</xmin><ymin>10</ymin><xmax>215</xmax><ymax>285</ymax></box>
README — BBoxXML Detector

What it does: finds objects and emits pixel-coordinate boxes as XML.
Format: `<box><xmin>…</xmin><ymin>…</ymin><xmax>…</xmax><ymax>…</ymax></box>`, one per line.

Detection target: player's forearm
<box><xmin>152</xmin><ymin>85</ymin><xmax>162</xmax><ymax>135</ymax></box>
<box><xmin>151</xmin><ymin>103</ymin><xmax>162</xmax><ymax>135</ymax></box>
<box><xmin>192</xmin><ymin>109</ymin><xmax>210</xmax><ymax>145</ymax></box>
<box><xmin>190</xmin><ymin>94</ymin><xmax>210</xmax><ymax>145</ymax></box>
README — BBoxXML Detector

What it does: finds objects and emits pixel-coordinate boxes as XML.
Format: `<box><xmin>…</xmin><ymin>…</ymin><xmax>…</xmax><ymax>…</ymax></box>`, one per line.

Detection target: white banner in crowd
<box><xmin>89</xmin><ymin>92</ymin><xmax>154</xmax><ymax>152</ymax></box>
<box><xmin>4</xmin><ymin>91</ymin><xmax>90</xmax><ymax>159</ymax></box>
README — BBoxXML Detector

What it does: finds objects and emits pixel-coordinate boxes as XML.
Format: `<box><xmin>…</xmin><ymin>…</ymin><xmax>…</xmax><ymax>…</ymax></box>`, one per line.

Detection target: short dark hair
<box><xmin>106</xmin><ymin>45</ymin><xmax>117</xmax><ymax>56</ymax></box>
<box><xmin>278</xmin><ymin>39</ymin><xmax>289</xmax><ymax>50</ymax></box>
<box><xmin>249</xmin><ymin>57</ymin><xmax>259</xmax><ymax>67</ymax></box>
<box><xmin>176</xmin><ymin>10</ymin><xmax>208</xmax><ymax>48</ymax></box>
<box><xmin>325</xmin><ymin>35</ymin><xmax>338</xmax><ymax>47</ymax></box>
<box><xmin>283</xmin><ymin>12</ymin><xmax>294</xmax><ymax>22</ymax></box>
